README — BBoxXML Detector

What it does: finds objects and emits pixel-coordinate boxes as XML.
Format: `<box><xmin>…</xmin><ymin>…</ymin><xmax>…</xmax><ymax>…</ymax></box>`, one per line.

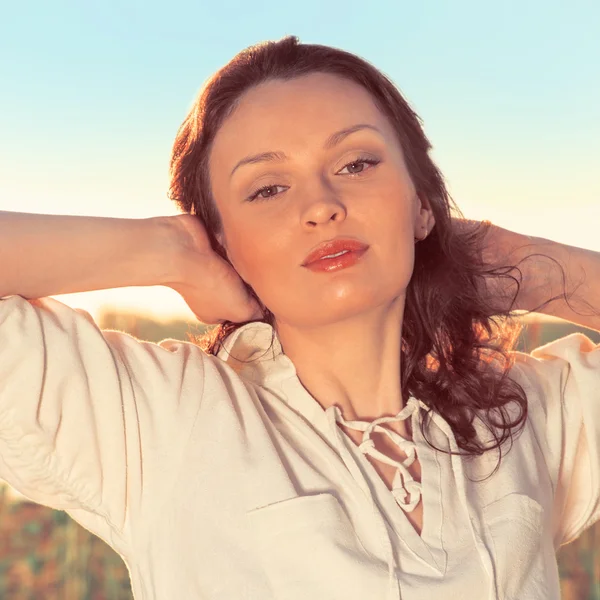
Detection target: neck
<box><xmin>276</xmin><ymin>297</ymin><xmax>406</xmax><ymax>421</ymax></box>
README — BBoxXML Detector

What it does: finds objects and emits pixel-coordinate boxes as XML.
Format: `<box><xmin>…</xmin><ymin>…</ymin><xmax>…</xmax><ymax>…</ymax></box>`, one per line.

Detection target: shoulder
<box><xmin>509</xmin><ymin>333</ymin><xmax>600</xmax><ymax>400</ymax></box>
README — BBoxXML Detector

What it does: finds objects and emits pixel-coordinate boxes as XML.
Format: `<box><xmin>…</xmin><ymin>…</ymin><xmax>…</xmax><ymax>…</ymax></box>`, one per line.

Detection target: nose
<box><xmin>301</xmin><ymin>183</ymin><xmax>347</xmax><ymax>229</ymax></box>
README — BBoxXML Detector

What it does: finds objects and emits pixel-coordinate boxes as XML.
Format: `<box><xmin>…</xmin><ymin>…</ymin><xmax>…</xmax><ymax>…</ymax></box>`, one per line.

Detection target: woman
<box><xmin>1</xmin><ymin>36</ymin><xmax>599</xmax><ymax>600</ymax></box>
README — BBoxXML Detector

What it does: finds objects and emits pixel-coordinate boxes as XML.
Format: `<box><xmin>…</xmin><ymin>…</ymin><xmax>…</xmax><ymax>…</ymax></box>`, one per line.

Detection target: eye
<box><xmin>245</xmin><ymin>156</ymin><xmax>380</xmax><ymax>203</ymax></box>
<box><xmin>246</xmin><ymin>184</ymin><xmax>288</xmax><ymax>203</ymax></box>
<box><xmin>337</xmin><ymin>156</ymin><xmax>380</xmax><ymax>175</ymax></box>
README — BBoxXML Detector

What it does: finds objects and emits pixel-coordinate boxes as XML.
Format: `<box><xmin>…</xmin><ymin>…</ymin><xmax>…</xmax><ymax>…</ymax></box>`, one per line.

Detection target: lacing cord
<box><xmin>333</xmin><ymin>396</ymin><xmax>422</xmax><ymax>512</ymax></box>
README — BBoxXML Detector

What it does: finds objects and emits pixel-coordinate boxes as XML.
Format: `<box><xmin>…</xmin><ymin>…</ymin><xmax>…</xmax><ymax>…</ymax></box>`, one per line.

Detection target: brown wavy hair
<box><xmin>168</xmin><ymin>35</ymin><xmax>541</xmax><ymax>467</ymax></box>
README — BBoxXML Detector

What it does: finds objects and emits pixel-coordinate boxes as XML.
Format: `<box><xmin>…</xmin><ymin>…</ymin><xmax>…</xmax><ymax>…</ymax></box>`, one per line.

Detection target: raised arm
<box><xmin>0</xmin><ymin>211</ymin><xmax>178</xmax><ymax>299</ymax></box>
<box><xmin>459</xmin><ymin>219</ymin><xmax>600</xmax><ymax>332</ymax></box>
<box><xmin>491</xmin><ymin>227</ymin><xmax>600</xmax><ymax>332</ymax></box>
<box><xmin>0</xmin><ymin>210</ymin><xmax>261</xmax><ymax>324</ymax></box>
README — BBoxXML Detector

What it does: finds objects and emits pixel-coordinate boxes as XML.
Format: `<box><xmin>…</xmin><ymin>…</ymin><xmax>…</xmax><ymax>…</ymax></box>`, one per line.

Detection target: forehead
<box><xmin>210</xmin><ymin>73</ymin><xmax>394</xmax><ymax>171</ymax></box>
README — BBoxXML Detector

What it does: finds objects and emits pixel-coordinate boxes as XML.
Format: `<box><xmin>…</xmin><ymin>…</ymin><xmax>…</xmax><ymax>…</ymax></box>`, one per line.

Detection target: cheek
<box><xmin>227</xmin><ymin>225</ymin><xmax>289</xmax><ymax>286</ymax></box>
<box><xmin>368</xmin><ymin>197</ymin><xmax>414</xmax><ymax>252</ymax></box>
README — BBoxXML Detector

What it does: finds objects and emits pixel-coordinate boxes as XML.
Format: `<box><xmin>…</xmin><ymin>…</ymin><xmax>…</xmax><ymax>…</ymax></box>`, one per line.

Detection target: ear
<box><xmin>414</xmin><ymin>194</ymin><xmax>435</xmax><ymax>240</ymax></box>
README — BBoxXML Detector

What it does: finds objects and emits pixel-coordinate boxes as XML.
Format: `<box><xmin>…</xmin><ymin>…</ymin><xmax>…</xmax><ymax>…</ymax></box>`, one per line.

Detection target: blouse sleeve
<box><xmin>0</xmin><ymin>294</ymin><xmax>217</xmax><ymax>543</ymax></box>
<box><xmin>514</xmin><ymin>332</ymin><xmax>600</xmax><ymax>548</ymax></box>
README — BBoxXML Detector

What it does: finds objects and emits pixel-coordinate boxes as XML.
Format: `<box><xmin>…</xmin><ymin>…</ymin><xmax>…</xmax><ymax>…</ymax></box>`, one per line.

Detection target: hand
<box><xmin>163</xmin><ymin>214</ymin><xmax>263</xmax><ymax>324</ymax></box>
<box><xmin>451</xmin><ymin>217</ymin><xmax>532</xmax><ymax>313</ymax></box>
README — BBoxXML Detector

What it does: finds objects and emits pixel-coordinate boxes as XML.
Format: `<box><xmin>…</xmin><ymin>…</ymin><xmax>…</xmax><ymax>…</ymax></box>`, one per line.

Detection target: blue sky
<box><xmin>1</xmin><ymin>0</ymin><xmax>598</xmax><ymax>316</ymax></box>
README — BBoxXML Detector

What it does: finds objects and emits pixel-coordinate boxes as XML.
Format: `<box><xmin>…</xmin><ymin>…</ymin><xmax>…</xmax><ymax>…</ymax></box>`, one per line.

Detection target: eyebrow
<box><xmin>229</xmin><ymin>123</ymin><xmax>383</xmax><ymax>178</ymax></box>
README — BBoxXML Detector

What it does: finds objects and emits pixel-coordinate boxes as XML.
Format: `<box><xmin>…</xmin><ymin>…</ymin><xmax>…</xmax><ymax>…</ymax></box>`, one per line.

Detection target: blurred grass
<box><xmin>0</xmin><ymin>311</ymin><xmax>599</xmax><ymax>599</ymax></box>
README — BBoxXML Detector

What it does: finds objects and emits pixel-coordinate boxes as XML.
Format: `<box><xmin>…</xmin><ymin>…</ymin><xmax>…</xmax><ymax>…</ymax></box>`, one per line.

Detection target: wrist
<box><xmin>482</xmin><ymin>225</ymin><xmax>553</xmax><ymax>313</ymax></box>
<box><xmin>506</xmin><ymin>233</ymin><xmax>578</xmax><ymax>314</ymax></box>
<box><xmin>143</xmin><ymin>216</ymin><xmax>188</xmax><ymax>288</ymax></box>
<box><xmin>507</xmin><ymin>232</ymin><xmax>556</xmax><ymax>313</ymax></box>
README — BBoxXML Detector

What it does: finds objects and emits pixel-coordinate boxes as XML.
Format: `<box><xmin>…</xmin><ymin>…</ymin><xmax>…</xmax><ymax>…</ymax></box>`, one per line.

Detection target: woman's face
<box><xmin>209</xmin><ymin>72</ymin><xmax>434</xmax><ymax>328</ymax></box>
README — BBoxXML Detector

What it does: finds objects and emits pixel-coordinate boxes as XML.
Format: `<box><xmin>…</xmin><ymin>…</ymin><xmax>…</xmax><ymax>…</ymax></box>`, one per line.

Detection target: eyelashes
<box><xmin>247</xmin><ymin>183</ymin><xmax>287</xmax><ymax>203</ymax></box>
<box><xmin>246</xmin><ymin>156</ymin><xmax>381</xmax><ymax>203</ymax></box>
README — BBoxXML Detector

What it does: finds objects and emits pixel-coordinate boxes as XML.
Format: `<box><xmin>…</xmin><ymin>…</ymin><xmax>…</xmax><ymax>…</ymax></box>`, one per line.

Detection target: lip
<box><xmin>301</xmin><ymin>238</ymin><xmax>369</xmax><ymax>267</ymax></box>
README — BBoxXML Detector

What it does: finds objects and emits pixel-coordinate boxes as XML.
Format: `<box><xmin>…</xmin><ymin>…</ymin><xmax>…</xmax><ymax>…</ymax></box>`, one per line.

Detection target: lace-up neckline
<box><xmin>332</xmin><ymin>396</ymin><xmax>423</xmax><ymax>513</ymax></box>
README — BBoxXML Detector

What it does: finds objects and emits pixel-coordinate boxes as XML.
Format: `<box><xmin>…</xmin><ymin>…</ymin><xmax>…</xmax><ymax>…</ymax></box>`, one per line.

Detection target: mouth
<box><xmin>301</xmin><ymin>238</ymin><xmax>369</xmax><ymax>272</ymax></box>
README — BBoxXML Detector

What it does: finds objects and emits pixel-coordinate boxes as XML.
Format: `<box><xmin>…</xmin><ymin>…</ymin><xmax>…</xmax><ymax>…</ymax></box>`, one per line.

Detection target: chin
<box><xmin>277</xmin><ymin>293</ymin><xmax>390</xmax><ymax>328</ymax></box>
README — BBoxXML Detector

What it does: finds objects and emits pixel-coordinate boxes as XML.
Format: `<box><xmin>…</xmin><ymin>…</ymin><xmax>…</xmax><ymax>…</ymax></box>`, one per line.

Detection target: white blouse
<box><xmin>1</xmin><ymin>294</ymin><xmax>599</xmax><ymax>600</ymax></box>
